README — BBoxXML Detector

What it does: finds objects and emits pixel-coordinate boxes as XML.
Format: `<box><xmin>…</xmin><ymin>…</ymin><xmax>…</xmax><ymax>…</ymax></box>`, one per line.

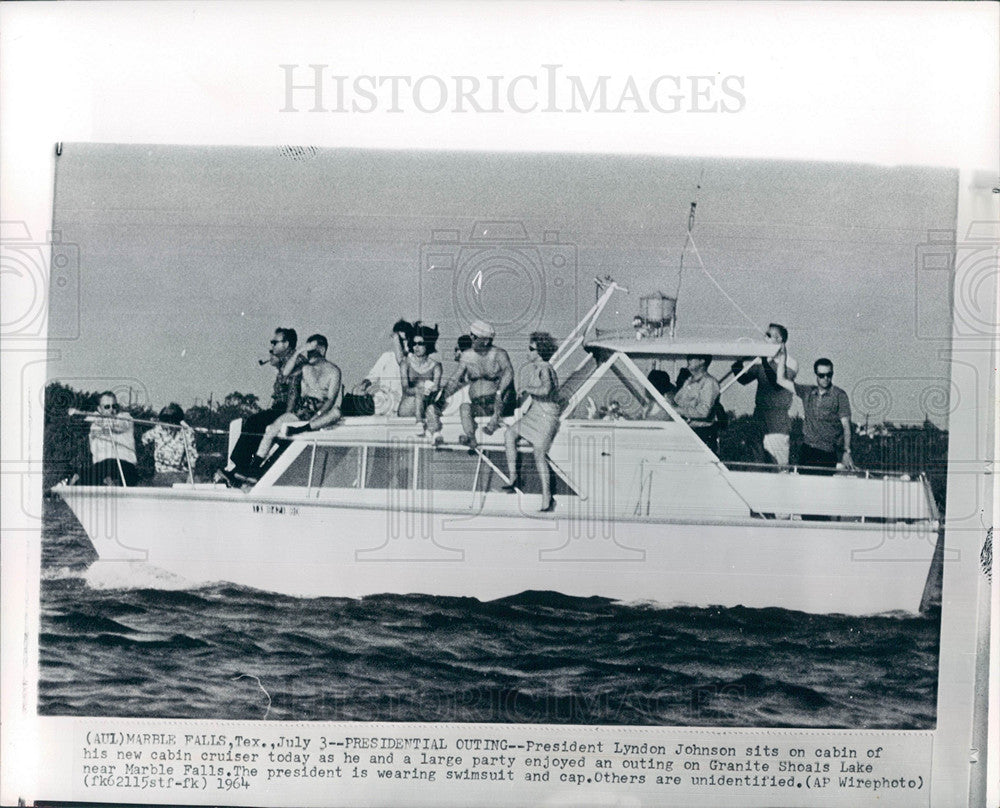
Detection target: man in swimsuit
<box><xmin>443</xmin><ymin>320</ymin><xmax>514</xmax><ymax>451</ymax></box>
<box><xmin>251</xmin><ymin>334</ymin><xmax>342</xmax><ymax>473</ymax></box>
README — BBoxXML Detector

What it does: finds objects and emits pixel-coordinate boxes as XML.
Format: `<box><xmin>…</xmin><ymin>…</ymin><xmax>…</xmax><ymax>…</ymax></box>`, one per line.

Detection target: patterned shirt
<box><xmin>272</xmin><ymin>368</ymin><xmax>296</xmax><ymax>411</ymax></box>
<box><xmin>141</xmin><ymin>424</ymin><xmax>198</xmax><ymax>473</ymax></box>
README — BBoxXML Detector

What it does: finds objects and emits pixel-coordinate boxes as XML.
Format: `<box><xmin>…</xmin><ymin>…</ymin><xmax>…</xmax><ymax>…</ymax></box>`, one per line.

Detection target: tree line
<box><xmin>42</xmin><ymin>381</ymin><xmax>948</xmax><ymax>512</ymax></box>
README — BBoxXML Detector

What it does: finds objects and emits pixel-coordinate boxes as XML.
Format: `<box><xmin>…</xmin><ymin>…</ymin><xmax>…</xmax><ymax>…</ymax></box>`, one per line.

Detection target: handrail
<box><xmin>550</xmin><ymin>280</ymin><xmax>627</xmax><ymax>372</ymax></box>
<box><xmin>722</xmin><ymin>460</ymin><xmax>920</xmax><ymax>480</ymax></box>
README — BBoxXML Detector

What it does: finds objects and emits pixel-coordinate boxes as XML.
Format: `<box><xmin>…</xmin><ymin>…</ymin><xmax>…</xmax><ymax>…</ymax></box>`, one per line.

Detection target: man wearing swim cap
<box><xmin>443</xmin><ymin>320</ymin><xmax>515</xmax><ymax>451</ymax></box>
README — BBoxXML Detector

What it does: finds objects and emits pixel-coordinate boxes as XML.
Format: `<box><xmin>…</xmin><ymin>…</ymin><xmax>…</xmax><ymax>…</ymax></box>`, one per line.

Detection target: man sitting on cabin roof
<box><xmin>249</xmin><ymin>334</ymin><xmax>342</xmax><ymax>477</ymax></box>
<box><xmin>219</xmin><ymin>327</ymin><xmax>298</xmax><ymax>485</ymax></box>
<box><xmin>670</xmin><ymin>354</ymin><xmax>722</xmax><ymax>453</ymax></box>
<box><xmin>443</xmin><ymin>320</ymin><xmax>515</xmax><ymax>452</ymax></box>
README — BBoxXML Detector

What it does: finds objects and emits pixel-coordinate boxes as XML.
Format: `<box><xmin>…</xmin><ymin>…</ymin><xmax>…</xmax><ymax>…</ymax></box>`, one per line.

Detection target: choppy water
<box><xmin>39</xmin><ymin>498</ymin><xmax>939</xmax><ymax>727</ymax></box>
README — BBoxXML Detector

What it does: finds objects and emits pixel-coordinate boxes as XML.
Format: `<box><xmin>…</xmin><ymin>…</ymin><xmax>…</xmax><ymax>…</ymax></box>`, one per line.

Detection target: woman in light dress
<box><xmin>502</xmin><ymin>332</ymin><xmax>561</xmax><ymax>512</ymax></box>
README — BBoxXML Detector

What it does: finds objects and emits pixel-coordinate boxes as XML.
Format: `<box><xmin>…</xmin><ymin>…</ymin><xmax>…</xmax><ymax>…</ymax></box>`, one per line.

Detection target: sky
<box><xmin>49</xmin><ymin>144</ymin><xmax>957</xmax><ymax>424</ymax></box>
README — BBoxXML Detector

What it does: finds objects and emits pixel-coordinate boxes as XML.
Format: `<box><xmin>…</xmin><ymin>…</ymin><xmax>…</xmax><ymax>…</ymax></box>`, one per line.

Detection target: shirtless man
<box><xmin>443</xmin><ymin>320</ymin><xmax>514</xmax><ymax>451</ymax></box>
<box><xmin>251</xmin><ymin>334</ymin><xmax>341</xmax><ymax>471</ymax></box>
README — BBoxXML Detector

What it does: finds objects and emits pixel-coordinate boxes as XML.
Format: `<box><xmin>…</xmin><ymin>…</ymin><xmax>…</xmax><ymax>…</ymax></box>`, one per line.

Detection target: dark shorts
<box><xmin>295</xmin><ymin>396</ymin><xmax>323</xmax><ymax>419</ymax></box>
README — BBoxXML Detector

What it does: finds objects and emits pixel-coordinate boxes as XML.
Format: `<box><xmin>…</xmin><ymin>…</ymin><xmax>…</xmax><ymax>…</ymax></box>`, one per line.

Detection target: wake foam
<box><xmin>84</xmin><ymin>560</ymin><xmax>196</xmax><ymax>591</ymax></box>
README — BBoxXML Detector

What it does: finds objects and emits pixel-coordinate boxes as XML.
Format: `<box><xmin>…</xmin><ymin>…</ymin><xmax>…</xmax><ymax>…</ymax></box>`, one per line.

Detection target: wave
<box><xmin>50</xmin><ymin>611</ymin><xmax>136</xmax><ymax>634</ymax></box>
<box><xmin>83</xmin><ymin>561</ymin><xmax>194</xmax><ymax>592</ymax></box>
<box><xmin>42</xmin><ymin>566</ymin><xmax>88</xmax><ymax>582</ymax></box>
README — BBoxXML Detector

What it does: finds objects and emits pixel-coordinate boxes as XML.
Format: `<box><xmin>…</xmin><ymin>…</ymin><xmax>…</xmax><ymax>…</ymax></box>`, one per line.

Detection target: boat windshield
<box><xmin>559</xmin><ymin>355</ymin><xmax>677</xmax><ymax>422</ymax></box>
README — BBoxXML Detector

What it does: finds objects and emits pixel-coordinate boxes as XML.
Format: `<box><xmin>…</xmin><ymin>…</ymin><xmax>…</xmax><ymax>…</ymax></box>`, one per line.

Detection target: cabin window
<box><xmin>365</xmin><ymin>445</ymin><xmax>413</xmax><ymax>490</ymax></box>
<box><xmin>273</xmin><ymin>445</ymin><xmax>362</xmax><ymax>488</ymax></box>
<box><xmin>416</xmin><ymin>447</ymin><xmax>488</xmax><ymax>491</ymax></box>
<box><xmin>313</xmin><ymin>446</ymin><xmax>363</xmax><ymax>488</ymax></box>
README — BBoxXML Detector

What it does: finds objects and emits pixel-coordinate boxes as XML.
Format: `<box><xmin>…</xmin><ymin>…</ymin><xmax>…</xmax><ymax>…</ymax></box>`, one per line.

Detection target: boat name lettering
<box><xmin>251</xmin><ymin>504</ymin><xmax>299</xmax><ymax>516</ymax></box>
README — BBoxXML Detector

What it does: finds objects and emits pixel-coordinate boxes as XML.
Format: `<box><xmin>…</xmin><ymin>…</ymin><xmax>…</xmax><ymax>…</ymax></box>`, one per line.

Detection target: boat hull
<box><xmin>54</xmin><ymin>486</ymin><xmax>941</xmax><ymax>616</ymax></box>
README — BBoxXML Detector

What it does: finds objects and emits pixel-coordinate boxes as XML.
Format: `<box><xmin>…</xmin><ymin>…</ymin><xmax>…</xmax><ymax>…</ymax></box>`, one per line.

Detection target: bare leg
<box><xmin>534</xmin><ymin>448</ymin><xmax>552</xmax><ymax>510</ymax></box>
<box><xmin>504</xmin><ymin>426</ymin><xmax>518</xmax><ymax>484</ymax></box>
<box><xmin>534</xmin><ymin>429</ymin><xmax>556</xmax><ymax>510</ymax></box>
<box><xmin>459</xmin><ymin>402</ymin><xmax>475</xmax><ymax>444</ymax></box>
<box><xmin>425</xmin><ymin>399</ymin><xmax>441</xmax><ymax>438</ymax></box>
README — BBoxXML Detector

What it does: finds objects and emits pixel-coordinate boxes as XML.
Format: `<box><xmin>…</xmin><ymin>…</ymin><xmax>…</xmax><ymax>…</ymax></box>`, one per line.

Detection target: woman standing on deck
<box><xmin>502</xmin><ymin>332</ymin><xmax>561</xmax><ymax>512</ymax></box>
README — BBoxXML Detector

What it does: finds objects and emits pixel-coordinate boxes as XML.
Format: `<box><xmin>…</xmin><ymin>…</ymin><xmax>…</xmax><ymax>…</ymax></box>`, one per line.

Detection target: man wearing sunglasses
<box><xmin>253</xmin><ymin>334</ymin><xmax>342</xmax><ymax>469</ymax></box>
<box><xmin>776</xmin><ymin>353</ymin><xmax>854</xmax><ymax>474</ymax></box>
<box><xmin>67</xmin><ymin>391</ymin><xmax>138</xmax><ymax>485</ymax></box>
<box><xmin>219</xmin><ymin>328</ymin><xmax>298</xmax><ymax>485</ymax></box>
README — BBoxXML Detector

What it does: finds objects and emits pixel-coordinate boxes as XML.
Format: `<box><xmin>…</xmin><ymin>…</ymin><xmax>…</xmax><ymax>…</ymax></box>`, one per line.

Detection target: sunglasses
<box><xmin>270</xmin><ymin>339</ymin><xmax>284</xmax><ymax>345</ymax></box>
<box><xmin>816</xmin><ymin>371</ymin><xmax>833</xmax><ymax>379</ymax></box>
<box><xmin>99</xmin><ymin>404</ymin><xmax>117</xmax><ymax>410</ymax></box>
<box><xmin>412</xmin><ymin>340</ymin><xmax>426</xmax><ymax>346</ymax></box>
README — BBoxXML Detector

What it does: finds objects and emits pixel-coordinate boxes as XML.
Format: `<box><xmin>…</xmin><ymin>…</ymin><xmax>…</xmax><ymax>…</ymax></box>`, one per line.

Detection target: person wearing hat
<box><xmin>443</xmin><ymin>319</ymin><xmax>515</xmax><ymax>451</ymax></box>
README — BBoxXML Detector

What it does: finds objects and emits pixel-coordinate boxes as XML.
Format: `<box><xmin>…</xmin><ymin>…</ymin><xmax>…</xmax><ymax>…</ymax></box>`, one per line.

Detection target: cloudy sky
<box><xmin>49</xmin><ymin>144</ymin><xmax>956</xmax><ymax>424</ymax></box>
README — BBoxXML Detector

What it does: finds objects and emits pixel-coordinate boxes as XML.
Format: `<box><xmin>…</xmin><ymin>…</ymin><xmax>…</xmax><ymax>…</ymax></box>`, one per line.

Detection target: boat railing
<box><xmin>722</xmin><ymin>460</ymin><xmax>923</xmax><ymax>482</ymax></box>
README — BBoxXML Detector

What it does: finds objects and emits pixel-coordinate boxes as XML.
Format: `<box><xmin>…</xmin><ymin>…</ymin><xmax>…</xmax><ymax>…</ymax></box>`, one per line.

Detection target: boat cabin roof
<box><xmin>584</xmin><ymin>337</ymin><xmax>779</xmax><ymax>360</ymax></box>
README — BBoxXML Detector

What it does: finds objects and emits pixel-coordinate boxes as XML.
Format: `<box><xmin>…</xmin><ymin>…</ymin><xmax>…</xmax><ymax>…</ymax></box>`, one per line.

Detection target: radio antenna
<box><xmin>672</xmin><ymin>164</ymin><xmax>705</xmax><ymax>336</ymax></box>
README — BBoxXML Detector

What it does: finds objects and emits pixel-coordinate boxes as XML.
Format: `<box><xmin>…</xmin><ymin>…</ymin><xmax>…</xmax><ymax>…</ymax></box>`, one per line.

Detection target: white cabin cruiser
<box><xmin>53</xmin><ymin>285</ymin><xmax>942</xmax><ymax>616</ymax></box>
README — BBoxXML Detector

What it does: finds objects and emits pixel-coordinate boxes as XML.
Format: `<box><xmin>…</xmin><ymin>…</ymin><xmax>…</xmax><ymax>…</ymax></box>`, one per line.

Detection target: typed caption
<box><xmin>73</xmin><ymin>725</ymin><xmax>933</xmax><ymax>806</ymax></box>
